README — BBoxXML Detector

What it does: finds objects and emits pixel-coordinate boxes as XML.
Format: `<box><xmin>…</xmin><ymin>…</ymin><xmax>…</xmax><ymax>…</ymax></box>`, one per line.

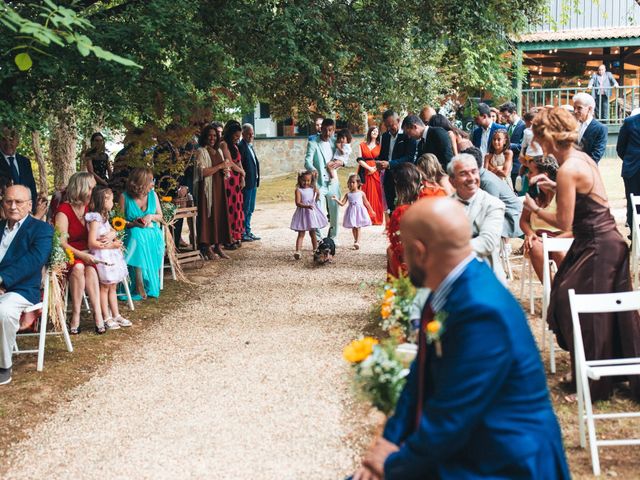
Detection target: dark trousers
<box><xmin>383</xmin><ymin>170</ymin><xmax>396</xmax><ymax>213</ymax></box>
<box><xmin>624</xmin><ymin>172</ymin><xmax>640</xmax><ymax>237</ymax></box>
<box><xmin>242</xmin><ymin>187</ymin><xmax>257</xmax><ymax>234</ymax></box>
<box><xmin>594</xmin><ymin>93</ymin><xmax>609</xmax><ymax>120</ymax></box>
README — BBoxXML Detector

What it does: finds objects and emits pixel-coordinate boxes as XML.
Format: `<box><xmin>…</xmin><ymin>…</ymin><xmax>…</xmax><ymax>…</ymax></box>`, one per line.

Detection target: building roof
<box><xmin>517</xmin><ymin>26</ymin><xmax>640</xmax><ymax>44</ymax></box>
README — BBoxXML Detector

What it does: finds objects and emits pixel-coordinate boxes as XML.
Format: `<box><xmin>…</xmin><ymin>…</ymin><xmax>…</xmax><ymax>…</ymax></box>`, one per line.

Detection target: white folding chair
<box><xmin>568</xmin><ymin>289</ymin><xmax>640</xmax><ymax>476</ymax></box>
<box><xmin>630</xmin><ymin>193</ymin><xmax>640</xmax><ymax>289</ymax></box>
<box><xmin>13</xmin><ymin>270</ymin><xmax>74</xmax><ymax>371</ymax></box>
<box><xmin>160</xmin><ymin>225</ymin><xmax>177</xmax><ymax>291</ymax></box>
<box><xmin>519</xmin><ymin>254</ymin><xmax>537</xmax><ymax>315</ymax></box>
<box><xmin>541</xmin><ymin>233</ymin><xmax>573</xmax><ymax>374</ymax></box>
<box><xmin>63</xmin><ymin>283</ymin><xmax>91</xmax><ymax>313</ymax></box>
<box><xmin>499</xmin><ymin>238</ymin><xmax>514</xmax><ymax>281</ymax></box>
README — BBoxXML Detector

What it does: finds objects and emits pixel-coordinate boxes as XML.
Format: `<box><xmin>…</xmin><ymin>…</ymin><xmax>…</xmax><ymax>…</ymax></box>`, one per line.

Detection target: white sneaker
<box><xmin>114</xmin><ymin>315</ymin><xmax>132</xmax><ymax>327</ymax></box>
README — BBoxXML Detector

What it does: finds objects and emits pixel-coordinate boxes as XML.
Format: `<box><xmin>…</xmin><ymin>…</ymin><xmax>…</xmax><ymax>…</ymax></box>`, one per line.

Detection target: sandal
<box><xmin>94</xmin><ymin>323</ymin><xmax>106</xmax><ymax>335</ymax></box>
<box><xmin>114</xmin><ymin>315</ymin><xmax>132</xmax><ymax>327</ymax></box>
<box><xmin>104</xmin><ymin>317</ymin><xmax>121</xmax><ymax>330</ymax></box>
<box><xmin>214</xmin><ymin>246</ymin><xmax>230</xmax><ymax>259</ymax></box>
<box><xmin>69</xmin><ymin>326</ymin><xmax>81</xmax><ymax>335</ymax></box>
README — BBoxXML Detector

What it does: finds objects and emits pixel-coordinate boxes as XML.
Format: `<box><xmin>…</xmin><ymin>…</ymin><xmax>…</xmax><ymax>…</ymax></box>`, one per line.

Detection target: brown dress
<box><xmin>197</xmin><ymin>146</ymin><xmax>232</xmax><ymax>246</ymax></box>
<box><xmin>547</xmin><ymin>192</ymin><xmax>640</xmax><ymax>402</ymax></box>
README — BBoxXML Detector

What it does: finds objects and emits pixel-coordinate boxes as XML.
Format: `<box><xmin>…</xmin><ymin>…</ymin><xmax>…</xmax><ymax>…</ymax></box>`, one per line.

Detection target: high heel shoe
<box><xmin>94</xmin><ymin>323</ymin><xmax>106</xmax><ymax>335</ymax></box>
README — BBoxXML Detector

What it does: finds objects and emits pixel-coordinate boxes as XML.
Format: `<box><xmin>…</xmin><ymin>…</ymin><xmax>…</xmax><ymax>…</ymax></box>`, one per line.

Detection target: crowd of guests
<box><xmin>0</xmin><ymin>119</ymin><xmax>262</xmax><ymax>385</ymax></box>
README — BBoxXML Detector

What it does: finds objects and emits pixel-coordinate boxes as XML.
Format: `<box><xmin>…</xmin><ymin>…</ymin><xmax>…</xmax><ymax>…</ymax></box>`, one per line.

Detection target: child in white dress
<box><xmin>327</xmin><ymin>129</ymin><xmax>352</xmax><ymax>183</ymax></box>
<box><xmin>333</xmin><ymin>174</ymin><xmax>373</xmax><ymax>249</ymax></box>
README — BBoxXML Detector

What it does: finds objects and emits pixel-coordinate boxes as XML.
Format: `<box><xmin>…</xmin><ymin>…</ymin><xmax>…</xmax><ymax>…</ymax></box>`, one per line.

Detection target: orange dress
<box><xmin>358</xmin><ymin>142</ymin><xmax>383</xmax><ymax>225</ymax></box>
<box><xmin>419</xmin><ymin>181</ymin><xmax>447</xmax><ymax>198</ymax></box>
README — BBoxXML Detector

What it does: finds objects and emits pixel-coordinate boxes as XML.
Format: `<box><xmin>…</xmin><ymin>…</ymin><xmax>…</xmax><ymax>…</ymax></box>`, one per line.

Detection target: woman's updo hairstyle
<box><xmin>532</xmin><ymin>107</ymin><xmax>578</xmax><ymax>151</ymax></box>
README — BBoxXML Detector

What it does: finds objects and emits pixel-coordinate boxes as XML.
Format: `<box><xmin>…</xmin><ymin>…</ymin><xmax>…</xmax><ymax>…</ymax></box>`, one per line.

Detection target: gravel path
<box><xmin>2</xmin><ymin>203</ymin><xmax>385</xmax><ymax>479</ymax></box>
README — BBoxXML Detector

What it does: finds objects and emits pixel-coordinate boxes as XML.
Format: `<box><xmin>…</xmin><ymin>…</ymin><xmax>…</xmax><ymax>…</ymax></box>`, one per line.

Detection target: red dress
<box><xmin>55</xmin><ymin>202</ymin><xmax>93</xmax><ymax>269</ymax></box>
<box><xmin>387</xmin><ymin>204</ymin><xmax>410</xmax><ymax>278</ymax></box>
<box><xmin>225</xmin><ymin>147</ymin><xmax>245</xmax><ymax>242</ymax></box>
<box><xmin>358</xmin><ymin>142</ymin><xmax>383</xmax><ymax>225</ymax></box>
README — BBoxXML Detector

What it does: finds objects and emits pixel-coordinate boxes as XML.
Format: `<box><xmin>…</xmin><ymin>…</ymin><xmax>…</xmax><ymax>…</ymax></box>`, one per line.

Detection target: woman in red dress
<box><xmin>54</xmin><ymin>172</ymin><xmax>106</xmax><ymax>334</ymax></box>
<box><xmin>357</xmin><ymin>126</ymin><xmax>383</xmax><ymax>225</ymax></box>
<box><xmin>220</xmin><ymin>121</ymin><xmax>246</xmax><ymax>248</ymax></box>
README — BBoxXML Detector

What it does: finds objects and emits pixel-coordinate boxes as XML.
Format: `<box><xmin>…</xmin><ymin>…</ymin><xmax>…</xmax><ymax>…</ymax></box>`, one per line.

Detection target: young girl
<box><xmin>327</xmin><ymin>128</ymin><xmax>352</xmax><ymax>183</ymax></box>
<box><xmin>86</xmin><ymin>186</ymin><xmax>131</xmax><ymax>330</ymax></box>
<box><xmin>290</xmin><ymin>170</ymin><xmax>328</xmax><ymax>259</ymax></box>
<box><xmin>484</xmin><ymin>129</ymin><xmax>513</xmax><ymax>189</ymax></box>
<box><xmin>333</xmin><ymin>174</ymin><xmax>372</xmax><ymax>250</ymax></box>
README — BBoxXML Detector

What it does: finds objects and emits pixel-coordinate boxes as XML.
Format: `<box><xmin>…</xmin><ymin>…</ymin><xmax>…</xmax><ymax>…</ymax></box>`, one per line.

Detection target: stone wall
<box><xmin>254</xmin><ymin>135</ymin><xmax>365</xmax><ymax>178</ymax></box>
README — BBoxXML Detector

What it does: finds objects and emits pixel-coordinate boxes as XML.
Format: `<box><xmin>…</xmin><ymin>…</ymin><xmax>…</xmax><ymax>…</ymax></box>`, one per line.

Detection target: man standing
<box><xmin>574</xmin><ymin>92</ymin><xmax>608</xmax><ymax>164</ymax></box>
<box><xmin>308</xmin><ymin>117</ymin><xmax>323</xmax><ymax>141</ymax></box>
<box><xmin>0</xmin><ymin>185</ymin><xmax>53</xmax><ymax>385</ymax></box>
<box><xmin>499</xmin><ymin>102</ymin><xmax>526</xmax><ymax>188</ymax></box>
<box><xmin>304</xmin><ymin>118</ymin><xmax>340</xmax><ymax>239</ymax></box>
<box><xmin>617</xmin><ymin>108</ymin><xmax>640</xmax><ymax>237</ymax></box>
<box><xmin>377</xmin><ymin>110</ymin><xmax>416</xmax><ymax>213</ymax></box>
<box><xmin>401</xmin><ymin>114</ymin><xmax>453</xmax><ymax>170</ymax></box>
<box><xmin>448</xmin><ymin>153</ymin><xmax>506</xmax><ymax>282</ymax></box>
<box><xmin>472</xmin><ymin>103</ymin><xmax>506</xmax><ymax>157</ymax></box>
<box><xmin>239</xmin><ymin>123</ymin><xmax>261</xmax><ymax>242</ymax></box>
<box><xmin>588</xmin><ymin>64</ymin><xmax>619</xmax><ymax>121</ymax></box>
<box><xmin>0</xmin><ymin>127</ymin><xmax>38</xmax><ymax>213</ymax></box>
<box><xmin>350</xmin><ymin>197</ymin><xmax>570</xmax><ymax>480</ymax></box>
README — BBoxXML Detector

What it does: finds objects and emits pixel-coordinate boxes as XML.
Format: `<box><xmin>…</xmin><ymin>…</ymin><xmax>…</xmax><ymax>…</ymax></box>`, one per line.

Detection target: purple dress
<box><xmin>290</xmin><ymin>187</ymin><xmax>329</xmax><ymax>232</ymax></box>
<box><xmin>343</xmin><ymin>191</ymin><xmax>372</xmax><ymax>229</ymax></box>
<box><xmin>85</xmin><ymin>212</ymin><xmax>129</xmax><ymax>285</ymax></box>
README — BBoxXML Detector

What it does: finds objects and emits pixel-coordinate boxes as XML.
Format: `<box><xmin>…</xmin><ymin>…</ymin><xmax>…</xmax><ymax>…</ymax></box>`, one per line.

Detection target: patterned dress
<box><xmin>225</xmin><ymin>146</ymin><xmax>245</xmax><ymax>241</ymax></box>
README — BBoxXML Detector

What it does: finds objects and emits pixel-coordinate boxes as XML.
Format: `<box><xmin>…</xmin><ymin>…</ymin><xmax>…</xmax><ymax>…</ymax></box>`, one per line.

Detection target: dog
<box><xmin>313</xmin><ymin>237</ymin><xmax>336</xmax><ymax>265</ymax></box>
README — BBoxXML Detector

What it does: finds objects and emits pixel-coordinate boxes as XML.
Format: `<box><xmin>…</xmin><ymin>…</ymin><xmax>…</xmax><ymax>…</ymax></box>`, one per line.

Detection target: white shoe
<box><xmin>354</xmin><ymin>242</ymin><xmax>360</xmax><ymax>250</ymax></box>
<box><xmin>104</xmin><ymin>317</ymin><xmax>121</xmax><ymax>330</ymax></box>
<box><xmin>114</xmin><ymin>315</ymin><xmax>132</xmax><ymax>327</ymax></box>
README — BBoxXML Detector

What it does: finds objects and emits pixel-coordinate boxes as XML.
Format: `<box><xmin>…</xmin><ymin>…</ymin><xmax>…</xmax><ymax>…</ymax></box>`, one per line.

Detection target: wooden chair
<box><xmin>568</xmin><ymin>289</ymin><xmax>640</xmax><ymax>476</ymax></box>
<box><xmin>13</xmin><ymin>270</ymin><xmax>73</xmax><ymax>372</ymax></box>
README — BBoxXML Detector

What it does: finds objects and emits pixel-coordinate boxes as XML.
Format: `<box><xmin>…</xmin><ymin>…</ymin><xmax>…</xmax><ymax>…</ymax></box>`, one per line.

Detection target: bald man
<box><xmin>351</xmin><ymin>198</ymin><xmax>569</xmax><ymax>480</ymax></box>
<box><xmin>0</xmin><ymin>185</ymin><xmax>53</xmax><ymax>385</ymax></box>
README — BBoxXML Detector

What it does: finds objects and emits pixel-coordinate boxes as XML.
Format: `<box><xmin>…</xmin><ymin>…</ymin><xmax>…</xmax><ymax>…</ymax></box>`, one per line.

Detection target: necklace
<box><xmin>70</xmin><ymin>203</ymin><xmax>85</xmax><ymax>221</ymax></box>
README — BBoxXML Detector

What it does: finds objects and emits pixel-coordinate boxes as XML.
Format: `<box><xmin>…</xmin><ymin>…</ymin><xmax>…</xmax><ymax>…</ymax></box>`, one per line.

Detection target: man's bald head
<box><xmin>400</xmin><ymin>197</ymin><xmax>473</xmax><ymax>288</ymax></box>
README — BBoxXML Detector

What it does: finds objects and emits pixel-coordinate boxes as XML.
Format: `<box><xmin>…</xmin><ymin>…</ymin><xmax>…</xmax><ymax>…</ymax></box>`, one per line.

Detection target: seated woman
<box><xmin>519</xmin><ymin>155</ymin><xmax>568</xmax><ymax>282</ymax></box>
<box><xmin>416</xmin><ymin>153</ymin><xmax>452</xmax><ymax>197</ymax></box>
<box><xmin>54</xmin><ymin>172</ymin><xmax>106</xmax><ymax>334</ymax></box>
<box><xmin>387</xmin><ymin>163</ymin><xmax>424</xmax><ymax>278</ymax></box>
<box><xmin>119</xmin><ymin>167</ymin><xmax>165</xmax><ymax>300</ymax></box>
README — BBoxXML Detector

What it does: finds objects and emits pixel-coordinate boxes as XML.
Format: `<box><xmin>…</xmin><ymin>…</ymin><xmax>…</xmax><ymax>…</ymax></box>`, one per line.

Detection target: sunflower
<box><xmin>65</xmin><ymin>248</ymin><xmax>75</xmax><ymax>265</ymax></box>
<box><xmin>111</xmin><ymin>216</ymin><xmax>126</xmax><ymax>231</ymax></box>
<box><xmin>161</xmin><ymin>196</ymin><xmax>173</xmax><ymax>203</ymax></box>
<box><xmin>343</xmin><ymin>337</ymin><xmax>379</xmax><ymax>363</ymax></box>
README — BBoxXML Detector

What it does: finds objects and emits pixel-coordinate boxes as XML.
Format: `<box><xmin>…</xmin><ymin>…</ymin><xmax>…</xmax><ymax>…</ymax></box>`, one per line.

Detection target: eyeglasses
<box><xmin>2</xmin><ymin>199</ymin><xmax>31</xmax><ymax>207</ymax></box>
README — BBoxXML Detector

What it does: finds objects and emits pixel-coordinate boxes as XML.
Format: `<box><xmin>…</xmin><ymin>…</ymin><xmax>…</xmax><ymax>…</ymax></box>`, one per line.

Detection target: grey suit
<box><xmin>480</xmin><ymin>168</ymin><xmax>523</xmax><ymax>238</ymax></box>
<box><xmin>454</xmin><ymin>189</ymin><xmax>506</xmax><ymax>283</ymax></box>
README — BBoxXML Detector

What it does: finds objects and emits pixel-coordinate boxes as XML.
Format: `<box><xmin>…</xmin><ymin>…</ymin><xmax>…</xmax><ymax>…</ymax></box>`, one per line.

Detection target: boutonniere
<box><xmin>425</xmin><ymin>311</ymin><xmax>447</xmax><ymax>358</ymax></box>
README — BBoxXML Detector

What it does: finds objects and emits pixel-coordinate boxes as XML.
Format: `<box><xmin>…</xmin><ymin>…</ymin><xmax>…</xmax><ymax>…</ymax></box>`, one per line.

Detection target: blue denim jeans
<box><xmin>242</xmin><ymin>187</ymin><xmax>257</xmax><ymax>235</ymax></box>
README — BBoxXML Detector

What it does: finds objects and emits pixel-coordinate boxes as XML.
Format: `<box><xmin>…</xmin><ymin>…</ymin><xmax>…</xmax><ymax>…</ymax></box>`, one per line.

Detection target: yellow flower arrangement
<box><xmin>161</xmin><ymin>196</ymin><xmax>173</xmax><ymax>202</ymax></box>
<box><xmin>343</xmin><ymin>337</ymin><xmax>379</xmax><ymax>363</ymax></box>
<box><xmin>65</xmin><ymin>248</ymin><xmax>74</xmax><ymax>265</ymax></box>
<box><xmin>426</xmin><ymin>320</ymin><xmax>441</xmax><ymax>335</ymax></box>
<box><xmin>381</xmin><ymin>303</ymin><xmax>392</xmax><ymax>319</ymax></box>
<box><xmin>111</xmin><ymin>216</ymin><xmax>126</xmax><ymax>231</ymax></box>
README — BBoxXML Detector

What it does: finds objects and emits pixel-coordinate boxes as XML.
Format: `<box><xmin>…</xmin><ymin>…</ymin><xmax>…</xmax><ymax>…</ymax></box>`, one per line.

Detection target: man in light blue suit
<box><xmin>304</xmin><ymin>118</ymin><xmax>340</xmax><ymax>240</ymax></box>
<box><xmin>350</xmin><ymin>197</ymin><xmax>569</xmax><ymax>480</ymax></box>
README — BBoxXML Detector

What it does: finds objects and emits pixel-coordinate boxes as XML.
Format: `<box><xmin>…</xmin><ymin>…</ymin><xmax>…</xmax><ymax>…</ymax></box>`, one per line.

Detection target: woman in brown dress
<box><xmin>194</xmin><ymin>125</ymin><xmax>233</xmax><ymax>260</ymax></box>
<box><xmin>524</xmin><ymin>107</ymin><xmax>640</xmax><ymax>401</ymax></box>
<box><xmin>220</xmin><ymin>121</ymin><xmax>245</xmax><ymax>248</ymax></box>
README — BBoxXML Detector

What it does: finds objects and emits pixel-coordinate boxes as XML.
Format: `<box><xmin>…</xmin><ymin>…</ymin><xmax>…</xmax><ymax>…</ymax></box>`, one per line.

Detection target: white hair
<box><xmin>241</xmin><ymin>123</ymin><xmax>254</xmax><ymax>133</ymax></box>
<box><xmin>573</xmin><ymin>92</ymin><xmax>595</xmax><ymax>109</ymax></box>
<box><xmin>447</xmin><ymin>153</ymin><xmax>476</xmax><ymax>177</ymax></box>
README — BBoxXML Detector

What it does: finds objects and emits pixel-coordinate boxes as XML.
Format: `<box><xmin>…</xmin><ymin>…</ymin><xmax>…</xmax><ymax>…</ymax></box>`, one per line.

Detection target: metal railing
<box><xmin>521</xmin><ymin>86</ymin><xmax>640</xmax><ymax>125</ymax></box>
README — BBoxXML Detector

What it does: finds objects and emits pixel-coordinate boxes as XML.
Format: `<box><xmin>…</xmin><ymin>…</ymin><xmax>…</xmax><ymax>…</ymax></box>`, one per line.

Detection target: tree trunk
<box><xmin>31</xmin><ymin>130</ymin><xmax>49</xmax><ymax>195</ymax></box>
<box><xmin>49</xmin><ymin>106</ymin><xmax>77</xmax><ymax>189</ymax></box>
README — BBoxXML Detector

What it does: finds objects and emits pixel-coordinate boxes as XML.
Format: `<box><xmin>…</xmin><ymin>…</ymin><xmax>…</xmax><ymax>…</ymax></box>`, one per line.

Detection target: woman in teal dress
<box><xmin>119</xmin><ymin>167</ymin><xmax>165</xmax><ymax>299</ymax></box>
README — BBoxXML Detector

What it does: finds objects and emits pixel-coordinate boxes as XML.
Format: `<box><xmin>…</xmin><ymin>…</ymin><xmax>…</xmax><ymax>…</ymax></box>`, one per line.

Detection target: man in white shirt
<box><xmin>448</xmin><ymin>154</ymin><xmax>506</xmax><ymax>282</ymax></box>
<box><xmin>472</xmin><ymin>103</ymin><xmax>506</xmax><ymax>157</ymax></box>
<box><xmin>0</xmin><ymin>185</ymin><xmax>53</xmax><ymax>385</ymax></box>
<box><xmin>573</xmin><ymin>92</ymin><xmax>608</xmax><ymax>164</ymax></box>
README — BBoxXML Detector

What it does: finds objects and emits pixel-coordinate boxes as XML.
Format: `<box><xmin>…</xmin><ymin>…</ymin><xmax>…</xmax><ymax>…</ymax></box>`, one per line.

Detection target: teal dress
<box><xmin>123</xmin><ymin>191</ymin><xmax>165</xmax><ymax>299</ymax></box>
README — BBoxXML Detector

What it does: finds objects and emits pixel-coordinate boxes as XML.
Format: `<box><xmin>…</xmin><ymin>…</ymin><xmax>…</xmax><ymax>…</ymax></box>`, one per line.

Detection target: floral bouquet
<box><xmin>160</xmin><ymin>196</ymin><xmax>177</xmax><ymax>224</ymax></box>
<box><xmin>109</xmin><ymin>205</ymin><xmax>126</xmax><ymax>242</ymax></box>
<box><xmin>376</xmin><ymin>274</ymin><xmax>417</xmax><ymax>341</ymax></box>
<box><xmin>344</xmin><ymin>337</ymin><xmax>409</xmax><ymax>416</ymax></box>
<box><xmin>46</xmin><ymin>228</ymin><xmax>74</xmax><ymax>331</ymax></box>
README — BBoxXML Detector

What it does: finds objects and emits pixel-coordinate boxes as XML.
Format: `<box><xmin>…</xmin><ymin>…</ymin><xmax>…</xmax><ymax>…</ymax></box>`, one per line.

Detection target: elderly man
<box><xmin>588</xmin><ymin>64</ymin><xmax>619</xmax><ymax>120</ymax></box>
<box><xmin>350</xmin><ymin>197</ymin><xmax>570</xmax><ymax>480</ymax></box>
<box><xmin>461</xmin><ymin>146</ymin><xmax>522</xmax><ymax>238</ymax></box>
<box><xmin>471</xmin><ymin>103</ymin><xmax>506</xmax><ymax>157</ymax></box>
<box><xmin>0</xmin><ymin>127</ymin><xmax>38</xmax><ymax>213</ymax></box>
<box><xmin>0</xmin><ymin>185</ymin><xmax>53</xmax><ymax>385</ymax></box>
<box><xmin>239</xmin><ymin>123</ymin><xmax>261</xmax><ymax>241</ymax></box>
<box><xmin>574</xmin><ymin>92</ymin><xmax>608</xmax><ymax>164</ymax></box>
<box><xmin>448</xmin><ymin>153</ymin><xmax>506</xmax><ymax>282</ymax></box>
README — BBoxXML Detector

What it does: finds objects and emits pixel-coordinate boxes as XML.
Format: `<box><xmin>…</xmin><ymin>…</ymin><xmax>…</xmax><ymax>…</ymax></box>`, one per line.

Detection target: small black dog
<box><xmin>313</xmin><ymin>237</ymin><xmax>336</xmax><ymax>265</ymax></box>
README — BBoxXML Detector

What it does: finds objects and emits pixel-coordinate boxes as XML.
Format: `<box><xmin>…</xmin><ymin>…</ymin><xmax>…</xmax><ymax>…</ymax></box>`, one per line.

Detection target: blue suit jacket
<box><xmin>472</xmin><ymin>122</ymin><xmax>506</xmax><ymax>153</ymax></box>
<box><xmin>580</xmin><ymin>119</ymin><xmax>608</xmax><ymax>164</ymax></box>
<box><xmin>617</xmin><ymin>113</ymin><xmax>640</xmax><ymax>179</ymax></box>
<box><xmin>0</xmin><ymin>153</ymin><xmax>38</xmax><ymax>213</ymax></box>
<box><xmin>508</xmin><ymin>119</ymin><xmax>526</xmax><ymax>174</ymax></box>
<box><xmin>383</xmin><ymin>259</ymin><xmax>570</xmax><ymax>480</ymax></box>
<box><xmin>0</xmin><ymin>215</ymin><xmax>53</xmax><ymax>304</ymax></box>
<box><xmin>238</xmin><ymin>139</ymin><xmax>260</xmax><ymax>189</ymax></box>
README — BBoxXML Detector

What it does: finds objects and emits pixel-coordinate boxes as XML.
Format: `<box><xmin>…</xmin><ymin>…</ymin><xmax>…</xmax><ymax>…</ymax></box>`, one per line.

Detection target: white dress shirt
<box><xmin>577</xmin><ymin>117</ymin><xmax>593</xmax><ymax>144</ymax></box>
<box><xmin>389</xmin><ymin>129</ymin><xmax>402</xmax><ymax>160</ymax></box>
<box><xmin>480</xmin><ymin>123</ymin><xmax>493</xmax><ymax>157</ymax></box>
<box><xmin>0</xmin><ymin>217</ymin><xmax>26</xmax><ymax>264</ymax></box>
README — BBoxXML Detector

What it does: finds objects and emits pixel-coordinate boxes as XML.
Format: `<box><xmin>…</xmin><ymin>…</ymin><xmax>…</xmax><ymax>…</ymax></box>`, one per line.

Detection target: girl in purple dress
<box><xmin>333</xmin><ymin>173</ymin><xmax>373</xmax><ymax>250</ymax></box>
<box><xmin>290</xmin><ymin>170</ymin><xmax>328</xmax><ymax>259</ymax></box>
<box><xmin>86</xmin><ymin>186</ymin><xmax>131</xmax><ymax>330</ymax></box>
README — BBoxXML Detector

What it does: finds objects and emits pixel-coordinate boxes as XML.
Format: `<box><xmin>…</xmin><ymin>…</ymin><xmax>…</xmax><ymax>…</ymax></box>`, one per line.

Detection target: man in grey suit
<box><xmin>588</xmin><ymin>64</ymin><xmax>619</xmax><ymax>121</ymax></box>
<box><xmin>449</xmin><ymin>153</ymin><xmax>506</xmax><ymax>282</ymax></box>
<box><xmin>304</xmin><ymin>118</ymin><xmax>340</xmax><ymax>239</ymax></box>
